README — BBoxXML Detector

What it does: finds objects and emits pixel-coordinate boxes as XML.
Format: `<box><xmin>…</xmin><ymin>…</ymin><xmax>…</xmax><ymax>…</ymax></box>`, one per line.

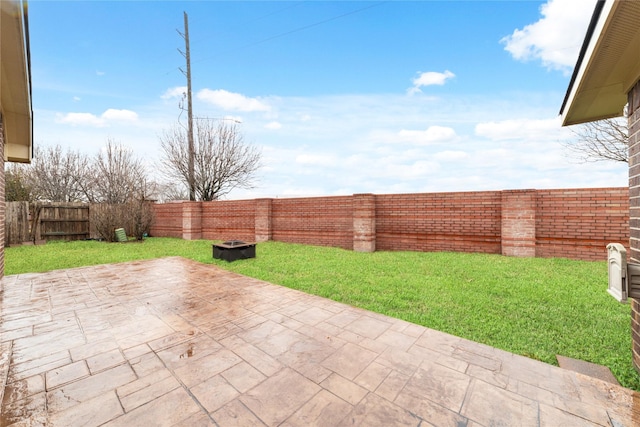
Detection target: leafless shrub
<box><xmin>91</xmin><ymin>203</ymin><xmax>127</xmax><ymax>242</ymax></box>
<box><xmin>126</xmin><ymin>199</ymin><xmax>154</xmax><ymax>241</ymax></box>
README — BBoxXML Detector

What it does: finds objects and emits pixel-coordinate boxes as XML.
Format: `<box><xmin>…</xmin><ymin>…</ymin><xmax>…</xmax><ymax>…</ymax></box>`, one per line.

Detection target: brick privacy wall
<box><xmin>353</xmin><ymin>194</ymin><xmax>376</xmax><ymax>252</ymax></box>
<box><xmin>271</xmin><ymin>196</ymin><xmax>353</xmax><ymax>249</ymax></box>
<box><xmin>0</xmin><ymin>115</ymin><xmax>5</xmax><ymax>277</ymax></box>
<box><xmin>255</xmin><ymin>198</ymin><xmax>272</xmax><ymax>242</ymax></box>
<box><xmin>627</xmin><ymin>79</ymin><xmax>640</xmax><ymax>372</ymax></box>
<box><xmin>150</xmin><ymin>187</ymin><xmax>629</xmax><ymax>260</ymax></box>
<box><xmin>149</xmin><ymin>202</ymin><xmax>184</xmax><ymax>238</ymax></box>
<box><xmin>202</xmin><ymin>200</ymin><xmax>256</xmax><ymax>243</ymax></box>
<box><xmin>501</xmin><ymin>190</ymin><xmax>536</xmax><ymax>257</ymax></box>
<box><xmin>376</xmin><ymin>191</ymin><xmax>502</xmax><ymax>254</ymax></box>
<box><xmin>536</xmin><ymin>188</ymin><xmax>629</xmax><ymax>261</ymax></box>
<box><xmin>182</xmin><ymin>202</ymin><xmax>203</xmax><ymax>240</ymax></box>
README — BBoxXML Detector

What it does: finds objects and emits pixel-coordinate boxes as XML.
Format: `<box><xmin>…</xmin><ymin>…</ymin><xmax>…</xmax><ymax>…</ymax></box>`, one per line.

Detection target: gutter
<box><xmin>23</xmin><ymin>0</ymin><xmax>33</xmax><ymax>159</ymax></box>
<box><xmin>558</xmin><ymin>0</ymin><xmax>606</xmax><ymax>116</ymax></box>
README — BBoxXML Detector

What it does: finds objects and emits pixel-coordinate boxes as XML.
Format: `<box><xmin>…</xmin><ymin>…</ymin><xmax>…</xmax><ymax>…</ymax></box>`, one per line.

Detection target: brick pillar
<box><xmin>182</xmin><ymin>201</ymin><xmax>202</xmax><ymax>240</ymax></box>
<box><xmin>627</xmin><ymin>79</ymin><xmax>640</xmax><ymax>372</ymax></box>
<box><xmin>255</xmin><ymin>198</ymin><xmax>272</xmax><ymax>242</ymax></box>
<box><xmin>0</xmin><ymin>115</ymin><xmax>5</xmax><ymax>278</ymax></box>
<box><xmin>501</xmin><ymin>189</ymin><xmax>536</xmax><ymax>257</ymax></box>
<box><xmin>353</xmin><ymin>193</ymin><xmax>375</xmax><ymax>252</ymax></box>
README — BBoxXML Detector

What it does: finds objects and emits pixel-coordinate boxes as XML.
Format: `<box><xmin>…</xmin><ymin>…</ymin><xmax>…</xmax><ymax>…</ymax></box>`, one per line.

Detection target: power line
<box><xmin>163</xmin><ymin>3</ymin><xmax>304</xmax><ymax>77</ymax></box>
<box><xmin>163</xmin><ymin>1</ymin><xmax>387</xmax><ymax>75</ymax></box>
<box><xmin>198</xmin><ymin>0</ymin><xmax>389</xmax><ymax>66</ymax></box>
<box><xmin>194</xmin><ymin>1</ymin><xmax>388</xmax><ymax>65</ymax></box>
<box><xmin>188</xmin><ymin>1</ymin><xmax>306</xmax><ymax>47</ymax></box>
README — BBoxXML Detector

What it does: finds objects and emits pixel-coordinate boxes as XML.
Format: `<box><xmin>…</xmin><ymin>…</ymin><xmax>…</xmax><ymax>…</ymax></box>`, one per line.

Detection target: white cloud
<box><xmin>101</xmin><ymin>109</ymin><xmax>138</xmax><ymax>122</ymax></box>
<box><xmin>501</xmin><ymin>0</ymin><xmax>597</xmax><ymax>72</ymax></box>
<box><xmin>161</xmin><ymin>86</ymin><xmax>187</xmax><ymax>100</ymax></box>
<box><xmin>265</xmin><ymin>121</ymin><xmax>282</xmax><ymax>130</ymax></box>
<box><xmin>397</xmin><ymin>126</ymin><xmax>458</xmax><ymax>145</ymax></box>
<box><xmin>56</xmin><ymin>112</ymin><xmax>105</xmax><ymax>127</ymax></box>
<box><xmin>96</xmin><ymin>70</ymin><xmax>105</xmax><ymax>76</ymax></box>
<box><xmin>409</xmin><ymin>70</ymin><xmax>455</xmax><ymax>94</ymax></box>
<box><xmin>197</xmin><ymin>89</ymin><xmax>271</xmax><ymax>112</ymax></box>
<box><xmin>55</xmin><ymin>109</ymin><xmax>139</xmax><ymax>127</ymax></box>
<box><xmin>73</xmin><ymin>96</ymin><xmax>81</xmax><ymax>102</ymax></box>
<box><xmin>295</xmin><ymin>153</ymin><xmax>338</xmax><ymax>167</ymax></box>
<box><xmin>474</xmin><ymin>117</ymin><xmax>566</xmax><ymax>141</ymax></box>
<box><xmin>413</xmin><ymin>70</ymin><xmax>455</xmax><ymax>87</ymax></box>
<box><xmin>434</xmin><ymin>150</ymin><xmax>469</xmax><ymax>161</ymax></box>
<box><xmin>382</xmin><ymin>159</ymin><xmax>441</xmax><ymax>180</ymax></box>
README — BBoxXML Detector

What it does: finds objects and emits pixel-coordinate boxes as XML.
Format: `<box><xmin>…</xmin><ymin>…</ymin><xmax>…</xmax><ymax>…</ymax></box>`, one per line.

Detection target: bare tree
<box><xmin>149</xmin><ymin>181</ymin><xmax>188</xmax><ymax>202</ymax></box>
<box><xmin>5</xmin><ymin>163</ymin><xmax>32</xmax><ymax>201</ymax></box>
<box><xmin>86</xmin><ymin>140</ymin><xmax>155</xmax><ymax>241</ymax></box>
<box><xmin>564</xmin><ymin>117</ymin><xmax>628</xmax><ymax>163</ymax></box>
<box><xmin>87</xmin><ymin>139</ymin><xmax>148</xmax><ymax>204</ymax></box>
<box><xmin>159</xmin><ymin>120</ymin><xmax>261</xmax><ymax>201</ymax></box>
<box><xmin>25</xmin><ymin>145</ymin><xmax>91</xmax><ymax>202</ymax></box>
<box><xmin>10</xmin><ymin>140</ymin><xmax>154</xmax><ymax>241</ymax></box>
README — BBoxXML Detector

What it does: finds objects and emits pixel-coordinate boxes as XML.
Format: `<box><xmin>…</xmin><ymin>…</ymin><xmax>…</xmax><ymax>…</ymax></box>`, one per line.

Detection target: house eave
<box><xmin>560</xmin><ymin>0</ymin><xmax>640</xmax><ymax>126</ymax></box>
<box><xmin>1</xmin><ymin>0</ymin><xmax>33</xmax><ymax>163</ymax></box>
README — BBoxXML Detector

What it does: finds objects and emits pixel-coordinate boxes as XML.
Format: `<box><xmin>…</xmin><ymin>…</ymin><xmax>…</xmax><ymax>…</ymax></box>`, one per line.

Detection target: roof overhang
<box><xmin>1</xmin><ymin>0</ymin><xmax>32</xmax><ymax>163</ymax></box>
<box><xmin>560</xmin><ymin>0</ymin><xmax>640</xmax><ymax>126</ymax></box>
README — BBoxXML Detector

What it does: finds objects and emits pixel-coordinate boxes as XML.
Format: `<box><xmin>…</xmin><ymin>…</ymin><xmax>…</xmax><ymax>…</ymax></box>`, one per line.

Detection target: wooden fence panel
<box><xmin>38</xmin><ymin>203</ymin><xmax>90</xmax><ymax>241</ymax></box>
<box><xmin>4</xmin><ymin>202</ymin><xmax>150</xmax><ymax>244</ymax></box>
<box><xmin>89</xmin><ymin>203</ymin><xmax>104</xmax><ymax>239</ymax></box>
<box><xmin>4</xmin><ymin>201</ymin><xmax>29</xmax><ymax>246</ymax></box>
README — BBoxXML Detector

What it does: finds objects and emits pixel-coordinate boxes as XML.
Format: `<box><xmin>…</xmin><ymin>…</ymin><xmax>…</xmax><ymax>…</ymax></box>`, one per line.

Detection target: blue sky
<box><xmin>29</xmin><ymin>0</ymin><xmax>626</xmax><ymax>199</ymax></box>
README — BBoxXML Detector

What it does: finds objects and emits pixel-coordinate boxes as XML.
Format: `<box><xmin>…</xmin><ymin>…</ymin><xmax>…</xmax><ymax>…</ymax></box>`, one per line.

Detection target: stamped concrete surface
<box><xmin>1</xmin><ymin>257</ymin><xmax>639</xmax><ymax>426</ymax></box>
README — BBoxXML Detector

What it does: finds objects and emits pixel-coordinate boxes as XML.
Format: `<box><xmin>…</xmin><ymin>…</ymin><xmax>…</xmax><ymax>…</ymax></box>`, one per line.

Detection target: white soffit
<box><xmin>561</xmin><ymin>0</ymin><xmax>640</xmax><ymax>126</ymax></box>
<box><xmin>0</xmin><ymin>0</ymin><xmax>32</xmax><ymax>162</ymax></box>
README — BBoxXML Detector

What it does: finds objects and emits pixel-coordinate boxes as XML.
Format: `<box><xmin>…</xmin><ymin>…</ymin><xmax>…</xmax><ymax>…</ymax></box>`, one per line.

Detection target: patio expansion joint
<box><xmin>458</xmin><ymin>376</ymin><xmax>476</xmax><ymax>415</ymax></box>
<box><xmin>73</xmin><ymin>310</ymin><xmax>85</xmax><ymax>337</ymax></box>
<box><xmin>145</xmin><ymin>346</ymin><xmax>221</xmax><ymax>426</ymax></box>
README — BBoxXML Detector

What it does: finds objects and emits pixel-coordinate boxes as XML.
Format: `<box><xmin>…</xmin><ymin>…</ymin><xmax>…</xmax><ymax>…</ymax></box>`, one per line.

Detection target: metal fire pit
<box><xmin>213</xmin><ymin>240</ymin><xmax>256</xmax><ymax>262</ymax></box>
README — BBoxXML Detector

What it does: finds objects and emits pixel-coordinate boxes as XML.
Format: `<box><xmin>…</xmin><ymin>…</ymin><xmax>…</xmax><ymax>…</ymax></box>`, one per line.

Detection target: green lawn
<box><xmin>5</xmin><ymin>237</ymin><xmax>638</xmax><ymax>390</ymax></box>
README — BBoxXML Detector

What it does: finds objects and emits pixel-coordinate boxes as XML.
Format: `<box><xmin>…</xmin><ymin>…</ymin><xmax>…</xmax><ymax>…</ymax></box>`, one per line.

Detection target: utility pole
<box><xmin>178</xmin><ymin>11</ymin><xmax>195</xmax><ymax>201</ymax></box>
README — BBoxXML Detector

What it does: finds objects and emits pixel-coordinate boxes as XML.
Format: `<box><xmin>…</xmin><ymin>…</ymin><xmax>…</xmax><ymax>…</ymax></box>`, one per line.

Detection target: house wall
<box><xmin>0</xmin><ymin>114</ymin><xmax>5</xmax><ymax>277</ymax></box>
<box><xmin>150</xmin><ymin>187</ymin><xmax>629</xmax><ymax>262</ymax></box>
<box><xmin>627</xmin><ymin>79</ymin><xmax>640</xmax><ymax>372</ymax></box>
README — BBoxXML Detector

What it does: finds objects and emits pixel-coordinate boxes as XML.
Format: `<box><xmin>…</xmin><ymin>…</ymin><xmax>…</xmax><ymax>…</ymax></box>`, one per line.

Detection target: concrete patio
<box><xmin>1</xmin><ymin>257</ymin><xmax>639</xmax><ymax>426</ymax></box>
